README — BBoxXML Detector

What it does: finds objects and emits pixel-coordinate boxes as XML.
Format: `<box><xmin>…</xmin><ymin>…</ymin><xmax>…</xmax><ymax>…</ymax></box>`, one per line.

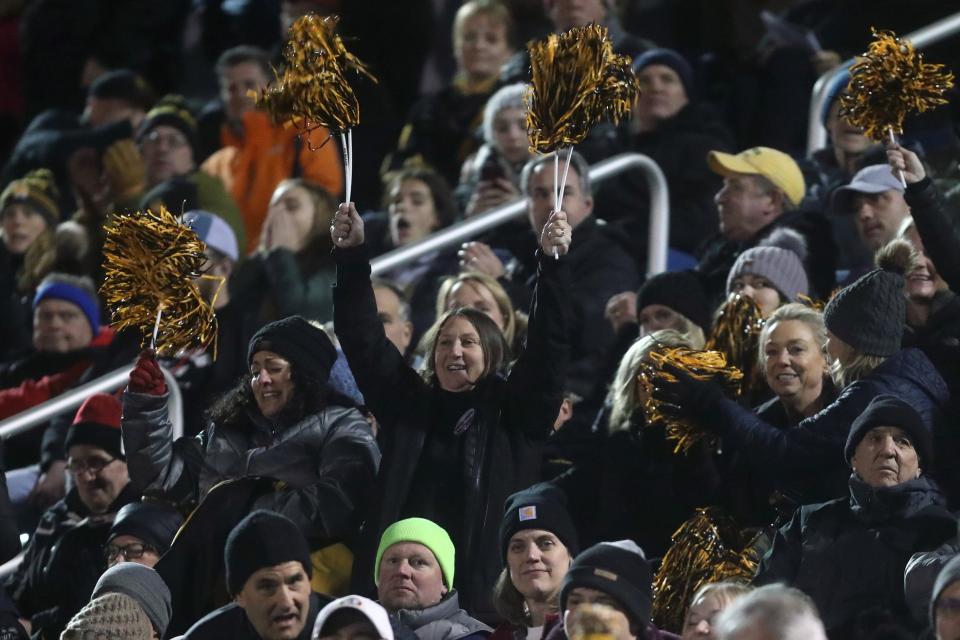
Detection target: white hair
<box><xmin>714</xmin><ymin>584</ymin><xmax>827</xmax><ymax>640</ymax></box>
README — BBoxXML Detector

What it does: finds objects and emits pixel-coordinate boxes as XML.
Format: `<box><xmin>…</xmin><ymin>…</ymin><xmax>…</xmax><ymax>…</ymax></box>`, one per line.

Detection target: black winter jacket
<box><xmin>5</xmin><ymin>483</ymin><xmax>140</xmax><ymax>639</ymax></box>
<box><xmin>593</xmin><ymin>101</ymin><xmax>734</xmax><ymax>256</ymax></box>
<box><xmin>334</xmin><ymin>244</ymin><xmax>569</xmax><ymax>619</ymax></box>
<box><xmin>694</xmin><ymin>348</ymin><xmax>950</xmax><ymax>507</ymax></box>
<box><xmin>121</xmin><ymin>391</ymin><xmax>380</xmax><ymax>547</ymax></box>
<box><xmin>756</xmin><ymin>475</ymin><xmax>957</xmax><ymax>637</ymax></box>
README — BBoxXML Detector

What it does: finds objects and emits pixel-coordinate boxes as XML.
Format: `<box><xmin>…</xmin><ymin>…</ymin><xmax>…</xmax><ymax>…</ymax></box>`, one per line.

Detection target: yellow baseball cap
<box><xmin>708</xmin><ymin>146</ymin><xmax>805</xmax><ymax>207</ymax></box>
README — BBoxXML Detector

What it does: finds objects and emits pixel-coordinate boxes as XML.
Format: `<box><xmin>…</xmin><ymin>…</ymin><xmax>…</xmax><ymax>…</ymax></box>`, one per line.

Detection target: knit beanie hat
<box><xmin>92</xmin><ymin>562</ymin><xmax>172</xmax><ymax>637</ymax></box>
<box><xmin>61</xmin><ymin>593</ymin><xmax>154</xmax><ymax>639</ymax></box>
<box><xmin>632</xmin><ymin>48</ymin><xmax>694</xmax><ymax>97</ymax></box>
<box><xmin>375</xmin><ymin>518</ymin><xmax>456</xmax><ymax>589</ymax></box>
<box><xmin>108</xmin><ymin>501</ymin><xmax>184</xmax><ymax>554</ymax></box>
<box><xmin>225</xmin><ymin>510</ymin><xmax>313</xmax><ymax>595</ymax></box>
<box><xmin>0</xmin><ymin>168</ymin><xmax>60</xmax><ymax>227</ymax></box>
<box><xmin>65</xmin><ymin>393</ymin><xmax>123</xmax><ymax>460</ymax></box>
<box><xmin>559</xmin><ymin>540</ymin><xmax>653</xmax><ymax>631</ymax></box>
<box><xmin>88</xmin><ymin>69</ymin><xmax>155</xmax><ymax>112</ymax></box>
<box><xmin>844</xmin><ymin>394</ymin><xmax>933</xmax><ymax>469</ymax></box>
<box><xmin>823</xmin><ymin>240</ymin><xmax>910</xmax><ymax>357</ymax></box>
<box><xmin>32</xmin><ymin>276</ymin><xmax>101</xmax><ymax>335</ymax></box>
<box><xmin>248</xmin><ymin>316</ymin><xmax>338</xmax><ymax>384</ymax></box>
<box><xmin>136</xmin><ymin>94</ymin><xmax>197</xmax><ymax>157</ymax></box>
<box><xmin>930</xmin><ymin>555</ymin><xmax>960</xmax><ymax>627</ymax></box>
<box><xmin>726</xmin><ymin>228</ymin><xmax>809</xmax><ymax>302</ymax></box>
<box><xmin>500</xmin><ymin>482</ymin><xmax>579</xmax><ymax>563</ymax></box>
<box><xmin>636</xmin><ymin>270</ymin><xmax>711</xmax><ymax>333</ymax></box>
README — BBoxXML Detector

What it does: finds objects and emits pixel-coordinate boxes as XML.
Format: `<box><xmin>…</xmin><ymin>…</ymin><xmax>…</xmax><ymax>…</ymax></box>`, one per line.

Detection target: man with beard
<box><xmin>182</xmin><ymin>510</ymin><xmax>330</xmax><ymax>639</ymax></box>
<box><xmin>5</xmin><ymin>393</ymin><xmax>139</xmax><ymax>639</ymax></box>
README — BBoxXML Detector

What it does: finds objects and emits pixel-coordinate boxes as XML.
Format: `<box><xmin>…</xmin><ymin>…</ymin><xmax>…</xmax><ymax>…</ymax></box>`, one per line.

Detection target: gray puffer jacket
<box><xmin>391</xmin><ymin>591</ymin><xmax>491</xmax><ymax>640</ymax></box>
<box><xmin>121</xmin><ymin>391</ymin><xmax>380</xmax><ymax>545</ymax></box>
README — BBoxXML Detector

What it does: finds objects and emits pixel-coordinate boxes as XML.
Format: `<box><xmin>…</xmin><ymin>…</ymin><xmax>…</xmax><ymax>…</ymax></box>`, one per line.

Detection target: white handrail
<box><xmin>0</xmin><ymin>365</ymin><xmax>184</xmax><ymax>441</ymax></box>
<box><xmin>370</xmin><ymin>152</ymin><xmax>671</xmax><ymax>278</ymax></box>
<box><xmin>806</xmin><ymin>12</ymin><xmax>960</xmax><ymax>155</ymax></box>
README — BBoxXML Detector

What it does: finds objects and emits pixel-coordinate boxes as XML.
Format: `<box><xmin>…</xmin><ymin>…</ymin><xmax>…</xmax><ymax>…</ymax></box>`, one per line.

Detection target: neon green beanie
<box><xmin>374</xmin><ymin>518</ymin><xmax>455</xmax><ymax>588</ymax></box>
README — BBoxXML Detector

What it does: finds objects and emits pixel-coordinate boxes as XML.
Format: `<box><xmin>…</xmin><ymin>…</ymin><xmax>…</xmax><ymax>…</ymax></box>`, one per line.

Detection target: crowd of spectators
<box><xmin>0</xmin><ymin>0</ymin><xmax>958</xmax><ymax>639</ymax></box>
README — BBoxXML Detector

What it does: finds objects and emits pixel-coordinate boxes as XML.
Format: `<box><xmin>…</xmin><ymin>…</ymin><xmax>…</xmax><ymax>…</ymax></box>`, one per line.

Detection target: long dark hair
<box><xmin>206</xmin><ymin>362</ymin><xmax>356</xmax><ymax>429</ymax></box>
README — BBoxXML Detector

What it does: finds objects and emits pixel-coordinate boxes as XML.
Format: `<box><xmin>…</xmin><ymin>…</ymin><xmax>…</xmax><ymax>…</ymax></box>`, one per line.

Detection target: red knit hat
<box><xmin>65</xmin><ymin>393</ymin><xmax>124</xmax><ymax>460</ymax></box>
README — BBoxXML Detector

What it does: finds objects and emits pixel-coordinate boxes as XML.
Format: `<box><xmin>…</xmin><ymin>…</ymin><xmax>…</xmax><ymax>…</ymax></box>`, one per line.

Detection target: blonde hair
<box><xmin>829</xmin><ymin>352</ymin><xmax>886</xmax><ymax>389</ymax></box>
<box><xmin>436</xmin><ymin>271</ymin><xmax>517</xmax><ymax>347</ymax></box>
<box><xmin>685</xmin><ymin>581</ymin><xmax>754</xmax><ymax>626</ymax></box>
<box><xmin>608</xmin><ymin>329</ymin><xmax>695</xmax><ymax>432</ymax></box>
<box><xmin>757</xmin><ymin>304</ymin><xmax>827</xmax><ymax>368</ymax></box>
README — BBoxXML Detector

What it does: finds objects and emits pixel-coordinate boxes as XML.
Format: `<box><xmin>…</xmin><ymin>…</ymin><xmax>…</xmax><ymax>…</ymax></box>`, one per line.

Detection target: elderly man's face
<box><xmin>526</xmin><ymin>162</ymin><xmax>593</xmax><ymax>236</ymax></box>
<box><xmin>33</xmin><ymin>299</ymin><xmax>94</xmax><ymax>353</ymax></box>
<box><xmin>236</xmin><ymin>561</ymin><xmax>311</xmax><ymax>640</ymax></box>
<box><xmin>714</xmin><ymin>174</ymin><xmax>778</xmax><ymax>243</ymax></box>
<box><xmin>66</xmin><ymin>444</ymin><xmax>129</xmax><ymax>515</ymax></box>
<box><xmin>377</xmin><ymin>542</ymin><xmax>447</xmax><ymax>611</ymax></box>
<box><xmin>851</xmin><ymin>426</ymin><xmax>921</xmax><ymax>488</ymax></box>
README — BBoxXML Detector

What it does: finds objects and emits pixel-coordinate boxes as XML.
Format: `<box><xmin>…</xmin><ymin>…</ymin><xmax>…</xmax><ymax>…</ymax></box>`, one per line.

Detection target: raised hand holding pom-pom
<box><xmin>330</xmin><ymin>202</ymin><xmax>365</xmax><ymax>249</ymax></box>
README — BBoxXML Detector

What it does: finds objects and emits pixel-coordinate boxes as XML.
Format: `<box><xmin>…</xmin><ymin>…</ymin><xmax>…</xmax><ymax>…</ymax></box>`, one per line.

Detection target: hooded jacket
<box><xmin>755</xmin><ymin>475</ymin><xmax>957</xmax><ymax>636</ymax></box>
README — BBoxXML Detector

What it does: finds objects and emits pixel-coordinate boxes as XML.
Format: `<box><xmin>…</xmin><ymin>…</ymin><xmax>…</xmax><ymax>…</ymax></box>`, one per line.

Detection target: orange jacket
<box><xmin>201</xmin><ymin>110</ymin><xmax>344</xmax><ymax>254</ymax></box>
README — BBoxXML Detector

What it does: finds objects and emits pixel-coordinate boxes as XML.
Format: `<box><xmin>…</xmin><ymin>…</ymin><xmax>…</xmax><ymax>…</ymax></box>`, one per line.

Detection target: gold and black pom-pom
<box><xmin>706</xmin><ymin>294</ymin><xmax>765</xmax><ymax>397</ymax></box>
<box><xmin>256</xmin><ymin>14</ymin><xmax>377</xmax><ymax>146</ymax></box>
<box><xmin>652</xmin><ymin>508</ymin><xmax>761</xmax><ymax>632</ymax></box>
<box><xmin>526</xmin><ymin>23</ymin><xmax>640</xmax><ymax>154</ymax></box>
<box><xmin>100</xmin><ymin>206</ymin><xmax>220</xmax><ymax>357</ymax></box>
<box><xmin>637</xmin><ymin>347</ymin><xmax>743</xmax><ymax>453</ymax></box>
<box><xmin>840</xmin><ymin>28</ymin><xmax>955</xmax><ymax>141</ymax></box>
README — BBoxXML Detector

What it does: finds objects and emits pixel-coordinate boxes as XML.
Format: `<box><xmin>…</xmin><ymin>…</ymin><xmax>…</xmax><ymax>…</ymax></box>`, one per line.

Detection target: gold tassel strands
<box><xmin>100</xmin><ymin>206</ymin><xmax>220</xmax><ymax>358</ymax></box>
<box><xmin>257</xmin><ymin>14</ymin><xmax>377</xmax><ymax>144</ymax></box>
<box><xmin>526</xmin><ymin>23</ymin><xmax>639</xmax><ymax>154</ymax></box>
<box><xmin>706</xmin><ymin>294</ymin><xmax>765</xmax><ymax>397</ymax></box>
<box><xmin>637</xmin><ymin>347</ymin><xmax>743</xmax><ymax>454</ymax></box>
<box><xmin>651</xmin><ymin>507</ymin><xmax>760</xmax><ymax>632</ymax></box>
<box><xmin>840</xmin><ymin>28</ymin><xmax>954</xmax><ymax>141</ymax></box>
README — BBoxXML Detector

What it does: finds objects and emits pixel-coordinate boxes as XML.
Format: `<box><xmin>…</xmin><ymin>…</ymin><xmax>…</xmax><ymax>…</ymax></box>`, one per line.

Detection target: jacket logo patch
<box><xmin>519</xmin><ymin>506</ymin><xmax>537</xmax><ymax>521</ymax></box>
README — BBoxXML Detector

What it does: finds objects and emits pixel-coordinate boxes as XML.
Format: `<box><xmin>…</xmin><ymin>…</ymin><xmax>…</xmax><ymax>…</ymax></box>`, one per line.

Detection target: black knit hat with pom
<box><xmin>823</xmin><ymin>239</ymin><xmax>913</xmax><ymax>357</ymax></box>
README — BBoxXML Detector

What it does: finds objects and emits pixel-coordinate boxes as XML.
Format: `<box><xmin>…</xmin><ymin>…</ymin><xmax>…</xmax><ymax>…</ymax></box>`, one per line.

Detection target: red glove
<box><xmin>128</xmin><ymin>349</ymin><xmax>167</xmax><ymax>395</ymax></box>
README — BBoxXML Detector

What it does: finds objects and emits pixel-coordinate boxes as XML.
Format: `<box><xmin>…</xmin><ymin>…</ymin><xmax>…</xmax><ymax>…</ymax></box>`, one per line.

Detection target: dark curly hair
<box><xmin>206</xmin><ymin>362</ymin><xmax>356</xmax><ymax>430</ymax></box>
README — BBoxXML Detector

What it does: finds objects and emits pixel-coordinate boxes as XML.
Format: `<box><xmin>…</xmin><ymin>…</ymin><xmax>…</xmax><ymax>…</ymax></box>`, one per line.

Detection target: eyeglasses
<box><xmin>65</xmin><ymin>456</ymin><xmax>117</xmax><ymax>475</ymax></box>
<box><xmin>141</xmin><ymin>129</ymin><xmax>188</xmax><ymax>150</ymax></box>
<box><xmin>105</xmin><ymin>542</ymin><xmax>157</xmax><ymax>563</ymax></box>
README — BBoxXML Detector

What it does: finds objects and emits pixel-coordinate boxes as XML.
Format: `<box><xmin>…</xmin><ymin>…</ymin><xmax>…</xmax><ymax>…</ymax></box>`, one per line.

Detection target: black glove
<box><xmin>651</xmin><ymin>362</ymin><xmax>728</xmax><ymax>425</ymax></box>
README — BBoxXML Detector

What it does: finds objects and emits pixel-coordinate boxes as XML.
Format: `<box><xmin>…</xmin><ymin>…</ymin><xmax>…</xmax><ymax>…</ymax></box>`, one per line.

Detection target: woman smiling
<box><xmin>332</xmin><ymin>198</ymin><xmax>571</xmax><ymax>618</ymax></box>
